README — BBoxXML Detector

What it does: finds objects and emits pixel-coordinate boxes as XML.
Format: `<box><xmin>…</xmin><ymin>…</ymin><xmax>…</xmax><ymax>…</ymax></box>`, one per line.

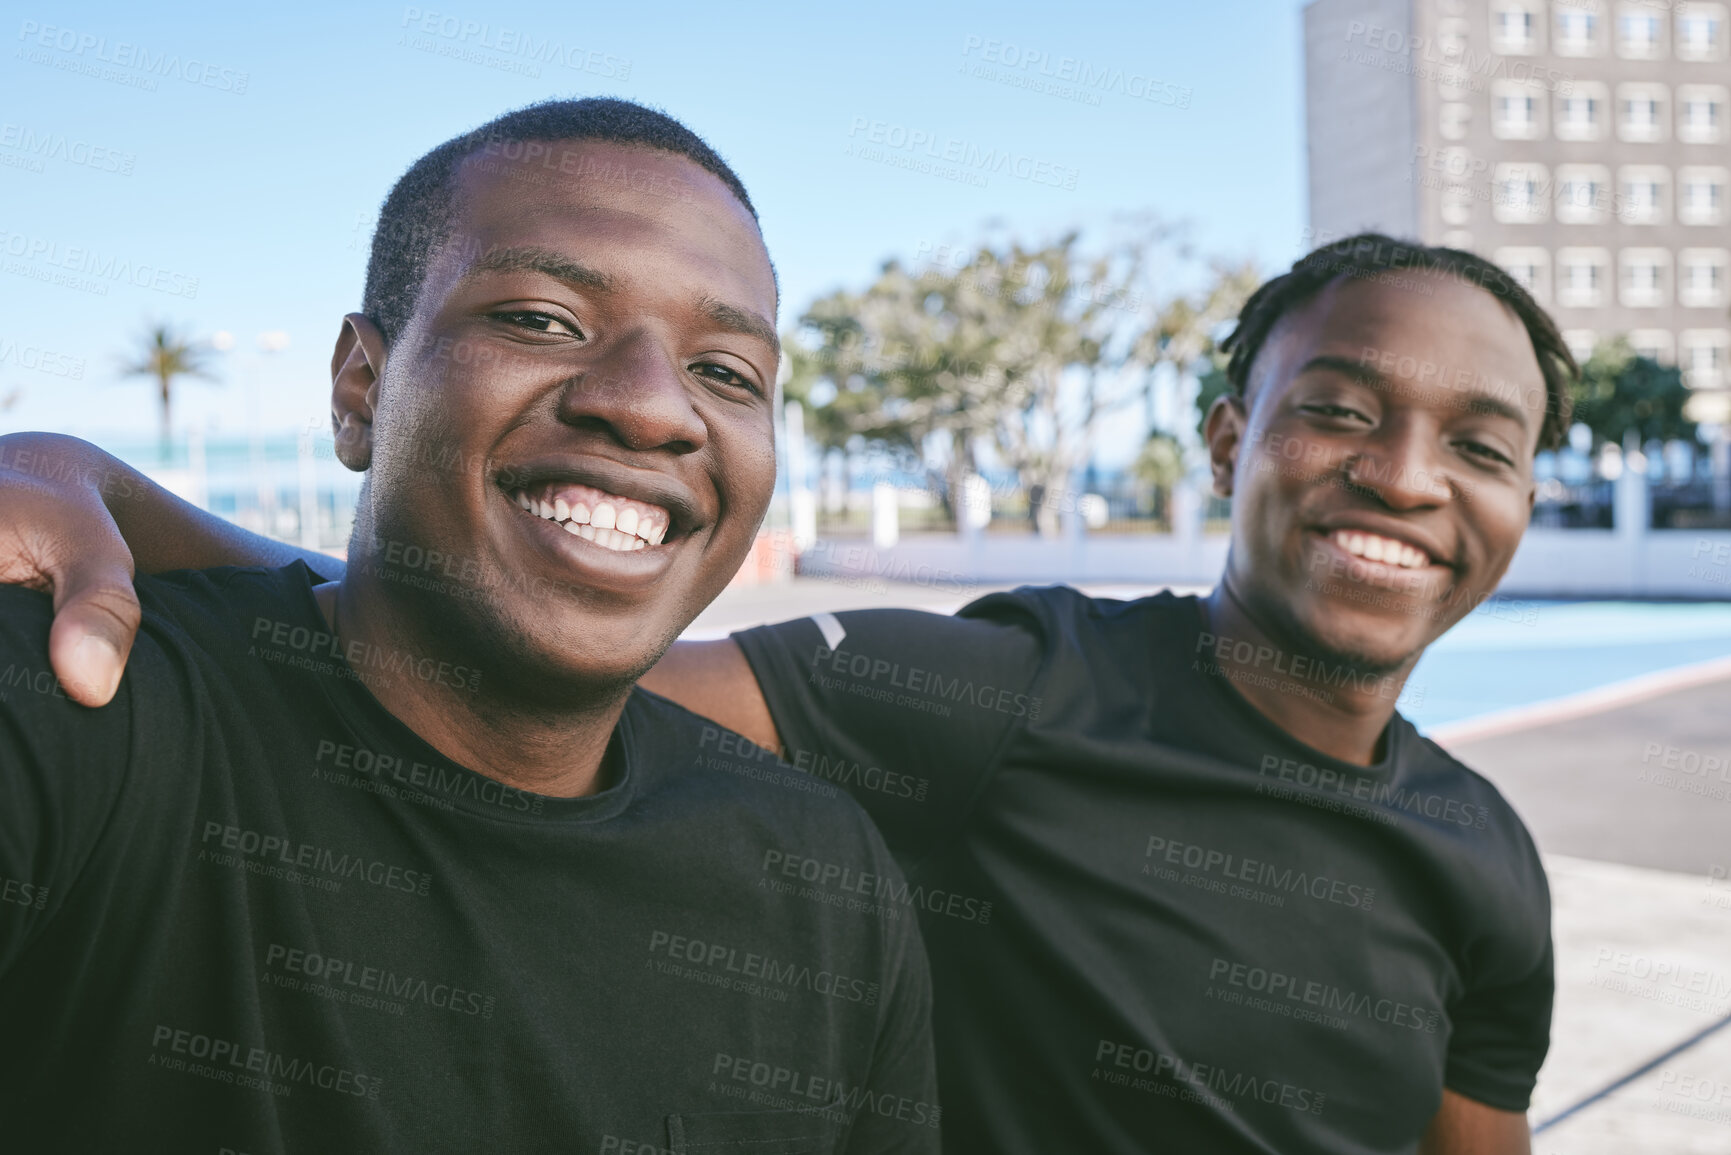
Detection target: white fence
<box><xmin>795</xmin><ymin>469</ymin><xmax>1731</xmax><ymax>599</ymax></box>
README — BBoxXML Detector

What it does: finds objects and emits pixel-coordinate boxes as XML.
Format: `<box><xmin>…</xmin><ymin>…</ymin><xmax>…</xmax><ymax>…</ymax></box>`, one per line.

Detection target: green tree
<box><xmin>1135</xmin><ymin>260</ymin><xmax>1259</xmax><ymax>432</ymax></box>
<box><xmin>1571</xmin><ymin>337</ymin><xmax>1696</xmax><ymax>448</ymax></box>
<box><xmin>122</xmin><ymin>323</ymin><xmax>216</xmax><ymax>460</ymax></box>
<box><xmin>1131</xmin><ymin>429</ymin><xmax>1184</xmax><ymax>522</ymax></box>
<box><xmin>1191</xmin><ymin>350</ymin><xmax>1234</xmax><ymax>440</ymax></box>
<box><xmin>793</xmin><ymin>233</ymin><xmax>1146</xmax><ymax>534</ymax></box>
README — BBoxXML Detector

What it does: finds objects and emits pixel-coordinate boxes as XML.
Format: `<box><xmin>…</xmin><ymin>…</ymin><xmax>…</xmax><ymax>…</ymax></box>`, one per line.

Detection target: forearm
<box><xmin>0</xmin><ymin>433</ymin><xmax>345</xmax><ymax>581</ymax></box>
<box><xmin>1419</xmin><ymin>1089</ymin><xmax>1531</xmax><ymax>1154</ymax></box>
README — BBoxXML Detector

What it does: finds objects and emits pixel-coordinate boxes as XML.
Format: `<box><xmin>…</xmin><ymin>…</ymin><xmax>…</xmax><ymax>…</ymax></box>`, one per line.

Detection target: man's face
<box><xmin>359</xmin><ymin>141</ymin><xmax>779</xmax><ymax>689</ymax></box>
<box><xmin>1210</xmin><ymin>271</ymin><xmax>1546</xmax><ymax>673</ymax></box>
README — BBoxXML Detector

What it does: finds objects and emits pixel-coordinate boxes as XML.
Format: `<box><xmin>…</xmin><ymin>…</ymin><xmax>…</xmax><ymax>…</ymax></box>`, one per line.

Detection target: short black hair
<box><xmin>1220</xmin><ymin>232</ymin><xmax>1576</xmax><ymax>451</ymax></box>
<box><xmin>361</xmin><ymin>97</ymin><xmax>760</xmax><ymax>345</ymax></box>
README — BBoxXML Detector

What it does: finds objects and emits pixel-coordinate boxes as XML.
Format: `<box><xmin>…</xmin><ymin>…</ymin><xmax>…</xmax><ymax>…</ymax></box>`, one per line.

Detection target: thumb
<box><xmin>47</xmin><ymin>560</ymin><xmax>140</xmax><ymax>708</ymax></box>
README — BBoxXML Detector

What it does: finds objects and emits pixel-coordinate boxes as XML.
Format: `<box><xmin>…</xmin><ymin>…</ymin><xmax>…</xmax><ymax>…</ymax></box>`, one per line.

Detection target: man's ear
<box><xmin>1203</xmin><ymin>393</ymin><xmax>1248</xmax><ymax>498</ymax></box>
<box><xmin>331</xmin><ymin>313</ymin><xmax>388</xmax><ymax>473</ymax></box>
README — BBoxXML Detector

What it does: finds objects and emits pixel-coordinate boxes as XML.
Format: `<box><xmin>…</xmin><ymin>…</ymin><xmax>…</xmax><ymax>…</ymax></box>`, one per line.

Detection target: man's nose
<box><xmin>1346</xmin><ymin>419</ymin><xmax>1454</xmax><ymax>508</ymax></box>
<box><xmin>556</xmin><ymin>329</ymin><xmax>707</xmax><ymax>453</ymax></box>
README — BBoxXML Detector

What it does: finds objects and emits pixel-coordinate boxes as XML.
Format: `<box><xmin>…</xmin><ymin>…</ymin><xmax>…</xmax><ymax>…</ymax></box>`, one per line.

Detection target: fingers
<box><xmin>0</xmin><ymin>437</ymin><xmax>144</xmax><ymax>706</ymax></box>
<box><xmin>48</xmin><ymin>571</ymin><xmax>141</xmax><ymax>707</ymax></box>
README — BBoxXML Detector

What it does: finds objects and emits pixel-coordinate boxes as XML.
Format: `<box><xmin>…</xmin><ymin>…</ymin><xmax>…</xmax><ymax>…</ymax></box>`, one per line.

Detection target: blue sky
<box><xmin>0</xmin><ymin>0</ymin><xmax>1310</xmax><ymax>463</ymax></box>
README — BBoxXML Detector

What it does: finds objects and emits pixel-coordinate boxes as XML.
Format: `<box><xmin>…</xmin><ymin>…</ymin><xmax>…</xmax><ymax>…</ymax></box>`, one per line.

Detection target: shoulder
<box><xmin>960</xmin><ymin>584</ymin><xmax>1198</xmax><ymax>663</ymax></box>
<box><xmin>624</xmin><ymin>686</ymin><xmax>898</xmax><ymax>859</ymax></box>
<box><xmin>1401</xmin><ymin>725</ymin><xmax>1552</xmax><ymax>948</ymax></box>
<box><xmin>134</xmin><ymin>562</ymin><xmax>322</xmax><ymax>637</ymax></box>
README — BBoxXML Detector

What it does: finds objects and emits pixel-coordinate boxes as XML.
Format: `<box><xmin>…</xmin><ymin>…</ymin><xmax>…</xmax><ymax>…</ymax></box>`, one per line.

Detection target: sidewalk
<box><xmin>1447</xmin><ymin>688</ymin><xmax>1731</xmax><ymax>1152</ymax></box>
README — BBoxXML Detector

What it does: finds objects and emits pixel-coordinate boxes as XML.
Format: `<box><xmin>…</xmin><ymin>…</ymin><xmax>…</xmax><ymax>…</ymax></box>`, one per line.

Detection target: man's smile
<box><xmin>511</xmin><ymin>481</ymin><xmax>670</xmax><ymax>552</ymax></box>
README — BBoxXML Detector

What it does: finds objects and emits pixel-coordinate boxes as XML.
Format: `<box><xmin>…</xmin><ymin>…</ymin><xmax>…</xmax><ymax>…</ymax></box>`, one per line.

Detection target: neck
<box><xmin>1199</xmin><ymin>582</ymin><xmax>1413</xmax><ymax>766</ymax></box>
<box><xmin>312</xmin><ymin>572</ymin><xmax>626</xmax><ymax>798</ymax></box>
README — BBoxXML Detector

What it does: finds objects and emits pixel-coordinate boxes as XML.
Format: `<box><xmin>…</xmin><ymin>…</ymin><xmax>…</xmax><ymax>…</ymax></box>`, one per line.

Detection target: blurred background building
<box><xmin>1306</xmin><ymin>0</ymin><xmax>1731</xmax><ymax>420</ymax></box>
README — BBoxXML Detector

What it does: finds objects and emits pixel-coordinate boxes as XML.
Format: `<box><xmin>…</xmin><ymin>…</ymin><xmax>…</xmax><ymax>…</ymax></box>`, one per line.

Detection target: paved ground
<box><xmin>1447</xmin><ymin>679</ymin><xmax>1731</xmax><ymax>878</ymax></box>
<box><xmin>1449</xmin><ymin>695</ymin><xmax>1731</xmax><ymax>1152</ymax></box>
<box><xmin>690</xmin><ymin>577</ymin><xmax>1731</xmax><ymax>1150</ymax></box>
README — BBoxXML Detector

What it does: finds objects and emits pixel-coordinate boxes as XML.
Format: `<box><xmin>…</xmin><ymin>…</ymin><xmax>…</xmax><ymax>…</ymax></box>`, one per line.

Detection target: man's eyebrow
<box><xmin>1299</xmin><ymin>354</ymin><xmax>1389</xmax><ymax>387</ymax></box>
<box><xmin>469</xmin><ymin>245</ymin><xmax>613</xmax><ymax>292</ymax></box>
<box><xmin>698</xmin><ymin>294</ymin><xmax>780</xmax><ymax>356</ymax></box>
<box><xmin>1298</xmin><ymin>354</ymin><xmax>1534</xmax><ymax>427</ymax></box>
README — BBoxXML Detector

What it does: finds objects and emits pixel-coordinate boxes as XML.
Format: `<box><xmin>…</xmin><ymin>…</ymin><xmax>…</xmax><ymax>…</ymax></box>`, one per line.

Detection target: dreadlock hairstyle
<box><xmin>361</xmin><ymin>97</ymin><xmax>760</xmax><ymax>346</ymax></box>
<box><xmin>1219</xmin><ymin>233</ymin><xmax>1576</xmax><ymax>451</ymax></box>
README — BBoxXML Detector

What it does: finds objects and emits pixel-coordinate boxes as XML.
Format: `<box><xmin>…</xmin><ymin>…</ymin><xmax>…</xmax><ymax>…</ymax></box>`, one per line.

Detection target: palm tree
<box><xmin>122</xmin><ymin>324</ymin><xmax>215</xmax><ymax>460</ymax></box>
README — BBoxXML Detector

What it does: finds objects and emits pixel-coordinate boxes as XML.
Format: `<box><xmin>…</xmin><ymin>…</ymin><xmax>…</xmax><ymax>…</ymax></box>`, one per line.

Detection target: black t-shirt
<box><xmin>734</xmin><ymin>587</ymin><xmax>1553</xmax><ymax>1155</ymax></box>
<box><xmin>0</xmin><ymin>564</ymin><xmax>938</xmax><ymax>1155</ymax></box>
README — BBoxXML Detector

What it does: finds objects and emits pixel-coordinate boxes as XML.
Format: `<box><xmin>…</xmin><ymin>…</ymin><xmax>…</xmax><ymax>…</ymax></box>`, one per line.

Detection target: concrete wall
<box><xmin>798</xmin><ymin>526</ymin><xmax>1731</xmax><ymax>600</ymax></box>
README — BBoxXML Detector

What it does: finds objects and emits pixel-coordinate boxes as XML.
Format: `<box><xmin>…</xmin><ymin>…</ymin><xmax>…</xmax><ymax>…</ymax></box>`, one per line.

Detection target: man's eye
<box><xmin>691</xmin><ymin>361</ymin><xmax>761</xmax><ymax>396</ymax></box>
<box><xmin>491</xmin><ymin>310</ymin><xmax>582</xmax><ymax>337</ymax></box>
<box><xmin>1299</xmin><ymin>403</ymin><xmax>1370</xmax><ymax>423</ymax></box>
<box><xmin>1457</xmin><ymin>440</ymin><xmax>1513</xmax><ymax>467</ymax></box>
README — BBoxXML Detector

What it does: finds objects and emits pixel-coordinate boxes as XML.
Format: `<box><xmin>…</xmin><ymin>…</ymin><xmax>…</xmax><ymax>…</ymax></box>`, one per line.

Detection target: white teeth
<box><xmin>512</xmin><ymin>484</ymin><xmax>668</xmax><ymax>549</ymax></box>
<box><xmin>1334</xmin><ymin>530</ymin><xmax>1430</xmax><ymax>568</ymax></box>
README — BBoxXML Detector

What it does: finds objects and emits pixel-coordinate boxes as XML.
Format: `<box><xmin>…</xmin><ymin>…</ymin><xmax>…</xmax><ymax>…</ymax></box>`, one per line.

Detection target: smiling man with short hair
<box><xmin>0</xmin><ymin>99</ymin><xmax>937</xmax><ymax>1154</ymax></box>
<box><xmin>2</xmin><ymin>234</ymin><xmax>1567</xmax><ymax>1152</ymax></box>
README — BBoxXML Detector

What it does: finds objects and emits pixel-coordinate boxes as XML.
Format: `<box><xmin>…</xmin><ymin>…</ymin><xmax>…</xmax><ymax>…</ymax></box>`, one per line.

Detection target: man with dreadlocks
<box><xmin>1</xmin><ymin>232</ymin><xmax>1568</xmax><ymax>1153</ymax></box>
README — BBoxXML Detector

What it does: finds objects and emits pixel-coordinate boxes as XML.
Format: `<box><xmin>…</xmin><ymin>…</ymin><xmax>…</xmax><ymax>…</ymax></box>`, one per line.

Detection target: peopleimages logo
<box><xmin>0</xmin><ymin>229</ymin><xmax>199</xmax><ymax>298</ymax></box>
<box><xmin>845</xmin><ymin>117</ymin><xmax>1080</xmax><ymax>190</ymax></box>
<box><xmin>16</xmin><ymin>21</ymin><xmax>250</xmax><ymax>93</ymax></box>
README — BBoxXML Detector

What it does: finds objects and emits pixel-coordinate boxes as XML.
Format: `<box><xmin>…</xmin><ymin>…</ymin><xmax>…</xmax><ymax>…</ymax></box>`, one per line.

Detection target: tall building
<box><xmin>1304</xmin><ymin>0</ymin><xmax>1731</xmax><ymax>424</ymax></box>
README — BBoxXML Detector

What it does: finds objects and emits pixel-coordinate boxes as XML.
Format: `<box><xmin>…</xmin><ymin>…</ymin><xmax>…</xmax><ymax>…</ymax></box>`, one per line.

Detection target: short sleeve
<box><xmin>0</xmin><ymin>587</ymin><xmax>134</xmax><ymax>973</ymax></box>
<box><xmin>731</xmin><ymin>600</ymin><xmax>1047</xmax><ymax>863</ymax></box>
<box><xmin>1442</xmin><ymin>865</ymin><xmax>1555</xmax><ymax>1111</ymax></box>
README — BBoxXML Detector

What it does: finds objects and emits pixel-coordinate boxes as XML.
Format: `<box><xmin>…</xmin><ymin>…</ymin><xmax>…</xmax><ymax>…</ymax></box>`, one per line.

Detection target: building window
<box><xmin>1682</xmin><ymin>330</ymin><xmax>1730</xmax><ymax>387</ymax></box>
<box><xmin>1493</xmin><ymin>82</ymin><xmax>1547</xmax><ymax>139</ymax></box>
<box><xmin>1617</xmin><ymin>3</ymin><xmax>1666</xmax><ymax>57</ymax></box>
<box><xmin>1439</xmin><ymin>101</ymin><xmax>1473</xmax><ymax>140</ymax></box>
<box><xmin>1554</xmin><ymin>5</ymin><xmax>1601</xmax><ymax>54</ymax></box>
<box><xmin>1617</xmin><ymin>166</ymin><xmax>1670</xmax><ymax>224</ymax></box>
<box><xmin>1557</xmin><ymin>82</ymin><xmax>1606</xmax><ymax>141</ymax></box>
<box><xmin>1618</xmin><ymin>83</ymin><xmax>1669</xmax><ymax>142</ymax></box>
<box><xmin>1678</xmin><ymin>86</ymin><xmax>1726</xmax><ymax>144</ymax></box>
<box><xmin>1556</xmin><ymin>164</ymin><xmax>1611</xmax><ymax>223</ymax></box>
<box><xmin>1436</xmin><ymin>16</ymin><xmax>1471</xmax><ymax>63</ymax></box>
<box><xmin>1492</xmin><ymin>1</ymin><xmax>1542</xmax><ymax>53</ymax></box>
<box><xmin>1495</xmin><ymin>247</ymin><xmax>1551</xmax><ymax>302</ymax></box>
<box><xmin>1557</xmin><ymin>248</ymin><xmax>1611</xmax><ymax>307</ymax></box>
<box><xmin>1440</xmin><ymin>181</ymin><xmax>1476</xmax><ymax>225</ymax></box>
<box><xmin>1555</xmin><ymin>83</ymin><xmax>1608</xmax><ymax>141</ymax></box>
<box><xmin>1677</xmin><ymin>5</ymin><xmax>1727</xmax><ymax>61</ymax></box>
<box><xmin>1631</xmin><ymin>329</ymin><xmax>1676</xmax><ymax>364</ymax></box>
<box><xmin>1562</xmin><ymin>329</ymin><xmax>1598</xmax><ymax>363</ymax></box>
<box><xmin>1679</xmin><ymin>167</ymin><xmax>1727</xmax><ymax>225</ymax></box>
<box><xmin>1620</xmin><ymin>248</ymin><xmax>1672</xmax><ymax>307</ymax></box>
<box><xmin>1495</xmin><ymin>163</ymin><xmax>1551</xmax><ymax>222</ymax></box>
<box><xmin>1679</xmin><ymin>250</ymin><xmax>1729</xmax><ymax>307</ymax></box>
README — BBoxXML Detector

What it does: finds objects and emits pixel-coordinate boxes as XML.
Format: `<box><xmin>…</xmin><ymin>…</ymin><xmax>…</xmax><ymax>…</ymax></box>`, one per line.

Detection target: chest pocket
<box><xmin>665</xmin><ymin>1107</ymin><xmax>840</xmax><ymax>1154</ymax></box>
